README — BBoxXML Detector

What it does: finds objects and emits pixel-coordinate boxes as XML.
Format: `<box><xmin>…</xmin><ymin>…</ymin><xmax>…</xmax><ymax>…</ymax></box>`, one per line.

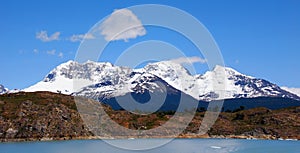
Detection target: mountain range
<box><xmin>21</xmin><ymin>60</ymin><xmax>300</xmax><ymax>103</ymax></box>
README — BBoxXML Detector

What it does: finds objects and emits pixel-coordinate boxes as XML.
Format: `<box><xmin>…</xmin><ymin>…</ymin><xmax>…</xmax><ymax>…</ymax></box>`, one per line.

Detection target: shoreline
<box><xmin>1</xmin><ymin>135</ymin><xmax>298</xmax><ymax>143</ymax></box>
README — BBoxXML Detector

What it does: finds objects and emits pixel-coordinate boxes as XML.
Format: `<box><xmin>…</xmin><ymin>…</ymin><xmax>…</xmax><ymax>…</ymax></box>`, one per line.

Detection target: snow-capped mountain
<box><xmin>24</xmin><ymin>60</ymin><xmax>133</xmax><ymax>95</ymax></box>
<box><xmin>141</xmin><ymin>62</ymin><xmax>300</xmax><ymax>101</ymax></box>
<box><xmin>23</xmin><ymin>60</ymin><xmax>300</xmax><ymax>101</ymax></box>
<box><xmin>281</xmin><ymin>87</ymin><xmax>300</xmax><ymax>97</ymax></box>
<box><xmin>0</xmin><ymin>84</ymin><xmax>8</xmax><ymax>95</ymax></box>
<box><xmin>0</xmin><ymin>84</ymin><xmax>20</xmax><ymax>95</ymax></box>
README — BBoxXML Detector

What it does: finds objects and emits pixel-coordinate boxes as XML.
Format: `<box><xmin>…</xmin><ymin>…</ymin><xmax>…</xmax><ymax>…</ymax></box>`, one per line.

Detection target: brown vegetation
<box><xmin>0</xmin><ymin>92</ymin><xmax>299</xmax><ymax>142</ymax></box>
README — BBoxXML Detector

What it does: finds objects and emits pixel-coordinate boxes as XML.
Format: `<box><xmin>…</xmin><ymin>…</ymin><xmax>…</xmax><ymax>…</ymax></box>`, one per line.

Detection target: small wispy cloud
<box><xmin>46</xmin><ymin>49</ymin><xmax>56</xmax><ymax>55</ymax></box>
<box><xmin>36</xmin><ymin>30</ymin><xmax>60</xmax><ymax>42</ymax></box>
<box><xmin>99</xmin><ymin>8</ymin><xmax>146</xmax><ymax>42</ymax></box>
<box><xmin>69</xmin><ymin>33</ymin><xmax>95</xmax><ymax>42</ymax></box>
<box><xmin>18</xmin><ymin>50</ymin><xmax>25</xmax><ymax>54</ymax></box>
<box><xmin>37</xmin><ymin>49</ymin><xmax>64</xmax><ymax>58</ymax></box>
<box><xmin>58</xmin><ymin>52</ymin><xmax>64</xmax><ymax>58</ymax></box>
<box><xmin>33</xmin><ymin>49</ymin><xmax>39</xmax><ymax>54</ymax></box>
<box><xmin>169</xmin><ymin>56</ymin><xmax>207</xmax><ymax>64</ymax></box>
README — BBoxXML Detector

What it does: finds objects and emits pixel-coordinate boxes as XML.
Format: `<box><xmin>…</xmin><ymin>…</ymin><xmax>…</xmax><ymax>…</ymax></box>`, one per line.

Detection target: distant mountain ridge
<box><xmin>0</xmin><ymin>84</ymin><xmax>20</xmax><ymax>95</ymax></box>
<box><xmin>23</xmin><ymin>60</ymin><xmax>300</xmax><ymax>102</ymax></box>
<box><xmin>0</xmin><ymin>84</ymin><xmax>8</xmax><ymax>94</ymax></box>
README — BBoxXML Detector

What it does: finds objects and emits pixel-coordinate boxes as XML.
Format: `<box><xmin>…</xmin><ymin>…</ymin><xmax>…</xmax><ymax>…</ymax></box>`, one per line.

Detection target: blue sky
<box><xmin>0</xmin><ymin>0</ymin><xmax>300</xmax><ymax>89</ymax></box>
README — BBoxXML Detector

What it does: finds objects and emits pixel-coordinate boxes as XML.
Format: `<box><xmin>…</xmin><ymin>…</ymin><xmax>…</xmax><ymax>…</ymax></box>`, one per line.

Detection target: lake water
<box><xmin>0</xmin><ymin>139</ymin><xmax>299</xmax><ymax>153</ymax></box>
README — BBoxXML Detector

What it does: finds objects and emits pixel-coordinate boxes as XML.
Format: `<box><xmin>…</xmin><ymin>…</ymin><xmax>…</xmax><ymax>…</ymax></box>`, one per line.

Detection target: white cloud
<box><xmin>69</xmin><ymin>33</ymin><xmax>95</xmax><ymax>42</ymax></box>
<box><xmin>34</xmin><ymin>48</ymin><xmax>64</xmax><ymax>58</ymax></box>
<box><xmin>46</xmin><ymin>49</ymin><xmax>56</xmax><ymax>55</ymax></box>
<box><xmin>100</xmin><ymin>8</ymin><xmax>146</xmax><ymax>42</ymax></box>
<box><xmin>169</xmin><ymin>56</ymin><xmax>207</xmax><ymax>64</ymax></box>
<box><xmin>33</xmin><ymin>49</ymin><xmax>39</xmax><ymax>54</ymax></box>
<box><xmin>36</xmin><ymin>30</ymin><xmax>60</xmax><ymax>42</ymax></box>
<box><xmin>58</xmin><ymin>52</ymin><xmax>64</xmax><ymax>58</ymax></box>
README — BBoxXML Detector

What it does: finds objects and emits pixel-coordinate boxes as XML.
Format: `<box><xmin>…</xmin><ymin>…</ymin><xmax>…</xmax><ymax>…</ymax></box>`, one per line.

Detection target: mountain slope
<box><xmin>23</xmin><ymin>60</ymin><xmax>300</xmax><ymax>101</ymax></box>
<box><xmin>24</xmin><ymin>60</ymin><xmax>133</xmax><ymax>95</ymax></box>
<box><xmin>281</xmin><ymin>87</ymin><xmax>300</xmax><ymax>97</ymax></box>
<box><xmin>0</xmin><ymin>84</ymin><xmax>8</xmax><ymax>95</ymax></box>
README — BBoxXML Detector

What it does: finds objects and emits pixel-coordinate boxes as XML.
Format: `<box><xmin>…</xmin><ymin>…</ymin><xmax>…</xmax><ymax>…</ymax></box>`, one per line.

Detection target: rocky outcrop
<box><xmin>0</xmin><ymin>92</ymin><xmax>92</xmax><ymax>142</ymax></box>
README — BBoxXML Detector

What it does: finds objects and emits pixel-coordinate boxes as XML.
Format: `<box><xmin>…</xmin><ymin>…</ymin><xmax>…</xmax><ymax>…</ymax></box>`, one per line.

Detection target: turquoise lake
<box><xmin>0</xmin><ymin>139</ymin><xmax>299</xmax><ymax>153</ymax></box>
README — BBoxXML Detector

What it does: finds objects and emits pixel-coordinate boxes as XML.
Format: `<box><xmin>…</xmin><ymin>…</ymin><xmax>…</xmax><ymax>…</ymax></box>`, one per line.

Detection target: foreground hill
<box><xmin>0</xmin><ymin>92</ymin><xmax>92</xmax><ymax>142</ymax></box>
<box><xmin>0</xmin><ymin>92</ymin><xmax>299</xmax><ymax>142</ymax></box>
